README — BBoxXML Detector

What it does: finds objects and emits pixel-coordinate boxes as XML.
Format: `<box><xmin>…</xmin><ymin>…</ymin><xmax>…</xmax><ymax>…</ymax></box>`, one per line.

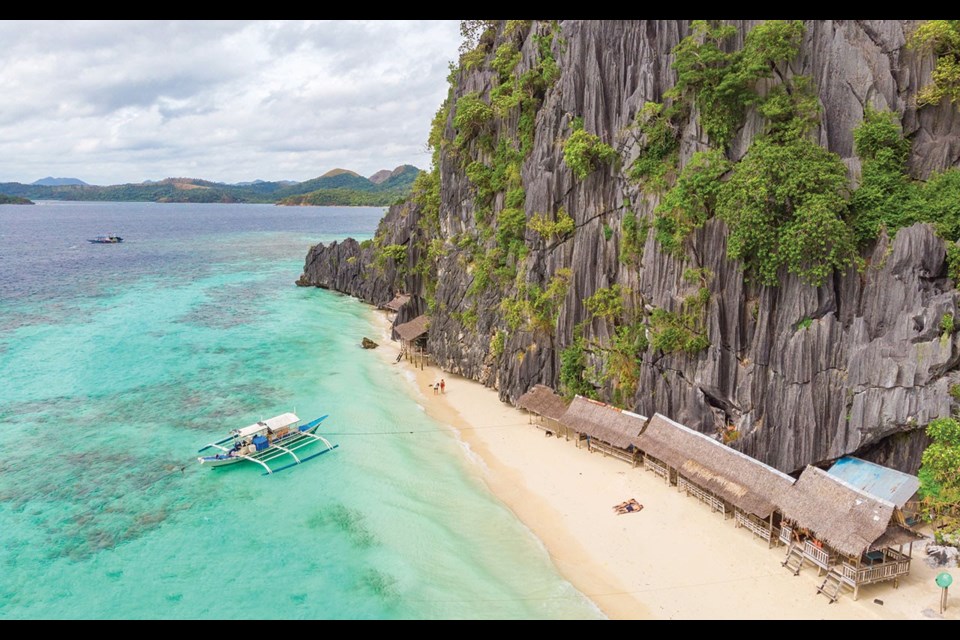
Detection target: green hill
<box><xmin>0</xmin><ymin>165</ymin><xmax>422</xmax><ymax>206</ymax></box>
<box><xmin>276</xmin><ymin>165</ymin><xmax>421</xmax><ymax>206</ymax></box>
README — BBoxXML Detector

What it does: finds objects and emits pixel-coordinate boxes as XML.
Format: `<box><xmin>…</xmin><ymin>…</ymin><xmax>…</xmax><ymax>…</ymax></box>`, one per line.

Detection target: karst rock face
<box><xmin>299</xmin><ymin>20</ymin><xmax>960</xmax><ymax>474</ymax></box>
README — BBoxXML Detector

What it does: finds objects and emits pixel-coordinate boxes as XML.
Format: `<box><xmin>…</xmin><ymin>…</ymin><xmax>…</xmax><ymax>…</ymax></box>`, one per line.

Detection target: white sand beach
<box><xmin>369</xmin><ymin>309</ymin><xmax>957</xmax><ymax>620</ymax></box>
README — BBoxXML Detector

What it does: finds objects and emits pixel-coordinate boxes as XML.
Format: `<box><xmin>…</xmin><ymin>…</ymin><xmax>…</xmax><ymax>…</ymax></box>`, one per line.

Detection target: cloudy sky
<box><xmin>0</xmin><ymin>20</ymin><xmax>462</xmax><ymax>185</ymax></box>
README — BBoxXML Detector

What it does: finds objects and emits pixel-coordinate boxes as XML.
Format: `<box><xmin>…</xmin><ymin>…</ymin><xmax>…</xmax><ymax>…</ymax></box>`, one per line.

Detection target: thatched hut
<box><xmin>380</xmin><ymin>293</ymin><xmax>411</xmax><ymax>313</ymax></box>
<box><xmin>557</xmin><ymin>396</ymin><xmax>646</xmax><ymax>465</ymax></box>
<box><xmin>776</xmin><ymin>465</ymin><xmax>920</xmax><ymax>601</ymax></box>
<box><xmin>395</xmin><ymin>314</ymin><xmax>429</xmax><ymax>345</ymax></box>
<box><xmin>515</xmin><ymin>385</ymin><xmax>570</xmax><ymax>437</ymax></box>
<box><xmin>394</xmin><ymin>314</ymin><xmax>429</xmax><ymax>368</ymax></box>
<box><xmin>635</xmin><ymin>414</ymin><xmax>795</xmax><ymax>544</ymax></box>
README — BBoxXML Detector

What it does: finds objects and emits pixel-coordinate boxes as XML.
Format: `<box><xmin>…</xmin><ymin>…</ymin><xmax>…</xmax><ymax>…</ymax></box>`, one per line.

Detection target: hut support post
<box><xmin>854</xmin><ymin>555</ymin><xmax>861</xmax><ymax>600</ymax></box>
<box><xmin>768</xmin><ymin>514</ymin><xmax>774</xmax><ymax>549</ymax></box>
<box><xmin>895</xmin><ymin>544</ymin><xmax>903</xmax><ymax>588</ymax></box>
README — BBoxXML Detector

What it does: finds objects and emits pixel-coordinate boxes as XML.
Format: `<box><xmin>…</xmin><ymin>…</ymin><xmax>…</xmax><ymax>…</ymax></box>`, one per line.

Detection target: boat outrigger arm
<box><xmin>197</xmin><ymin>415</ymin><xmax>337</xmax><ymax>475</ymax></box>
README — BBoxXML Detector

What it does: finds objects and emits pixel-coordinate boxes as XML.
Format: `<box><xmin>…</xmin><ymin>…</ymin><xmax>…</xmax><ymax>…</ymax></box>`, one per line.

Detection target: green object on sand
<box><xmin>937</xmin><ymin>572</ymin><xmax>953</xmax><ymax>588</ymax></box>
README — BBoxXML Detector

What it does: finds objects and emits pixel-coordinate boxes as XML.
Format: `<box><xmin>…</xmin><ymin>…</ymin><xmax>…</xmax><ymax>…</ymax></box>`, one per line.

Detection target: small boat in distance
<box><xmin>197</xmin><ymin>412</ymin><xmax>337</xmax><ymax>475</ymax></box>
<box><xmin>88</xmin><ymin>234</ymin><xmax>123</xmax><ymax>243</ymax></box>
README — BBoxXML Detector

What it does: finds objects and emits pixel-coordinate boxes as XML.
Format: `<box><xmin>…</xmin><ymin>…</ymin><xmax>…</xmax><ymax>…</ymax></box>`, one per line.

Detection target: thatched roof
<box><xmin>558</xmin><ymin>396</ymin><xmax>646</xmax><ymax>449</ymax></box>
<box><xmin>381</xmin><ymin>293</ymin><xmax>411</xmax><ymax>312</ymax></box>
<box><xmin>395</xmin><ymin>315</ymin><xmax>429</xmax><ymax>342</ymax></box>
<box><xmin>515</xmin><ymin>385</ymin><xmax>569</xmax><ymax>421</ymax></box>
<box><xmin>777</xmin><ymin>466</ymin><xmax>906</xmax><ymax>557</ymax></box>
<box><xmin>826</xmin><ymin>457</ymin><xmax>920</xmax><ymax>508</ymax></box>
<box><xmin>872</xmin><ymin>525</ymin><xmax>924</xmax><ymax>550</ymax></box>
<box><xmin>637</xmin><ymin>414</ymin><xmax>795</xmax><ymax>519</ymax></box>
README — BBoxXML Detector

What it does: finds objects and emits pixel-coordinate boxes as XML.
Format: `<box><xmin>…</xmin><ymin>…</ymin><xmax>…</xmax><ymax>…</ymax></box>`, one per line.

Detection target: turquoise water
<box><xmin>0</xmin><ymin>202</ymin><xmax>601</xmax><ymax>619</ymax></box>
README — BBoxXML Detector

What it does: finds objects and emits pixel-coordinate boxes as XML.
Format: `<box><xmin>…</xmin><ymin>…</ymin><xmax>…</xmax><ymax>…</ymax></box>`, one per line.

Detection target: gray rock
<box><xmin>926</xmin><ymin>544</ymin><xmax>960</xmax><ymax>568</ymax></box>
<box><xmin>299</xmin><ymin>20</ymin><xmax>960</xmax><ymax>475</ymax></box>
<box><xmin>361</xmin><ymin>337</ymin><xmax>378</xmax><ymax>349</ymax></box>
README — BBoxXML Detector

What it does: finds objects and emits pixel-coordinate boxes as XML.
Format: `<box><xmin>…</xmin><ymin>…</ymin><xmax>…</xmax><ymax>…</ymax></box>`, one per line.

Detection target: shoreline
<box><xmin>365</xmin><ymin>308</ymin><xmax>955</xmax><ymax>620</ymax></box>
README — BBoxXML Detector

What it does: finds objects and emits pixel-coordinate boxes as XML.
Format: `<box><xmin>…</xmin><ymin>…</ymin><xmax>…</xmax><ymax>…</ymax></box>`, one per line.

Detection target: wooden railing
<box><xmin>840</xmin><ymin>550</ymin><xmax>911</xmax><ymax>586</ymax></box>
<box><xmin>735</xmin><ymin>510</ymin><xmax>777</xmax><ymax>544</ymax></box>
<box><xmin>803</xmin><ymin>540</ymin><xmax>837</xmax><ymax>570</ymax></box>
<box><xmin>587</xmin><ymin>439</ymin><xmax>639</xmax><ymax>466</ymax></box>
<box><xmin>679</xmin><ymin>475</ymin><xmax>726</xmax><ymax>516</ymax></box>
<box><xmin>644</xmin><ymin>455</ymin><xmax>670</xmax><ymax>484</ymax></box>
<box><xmin>780</xmin><ymin>523</ymin><xmax>793</xmax><ymax>546</ymax></box>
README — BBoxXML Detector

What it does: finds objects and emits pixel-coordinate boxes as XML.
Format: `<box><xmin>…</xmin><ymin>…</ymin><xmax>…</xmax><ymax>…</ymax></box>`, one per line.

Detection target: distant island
<box><xmin>0</xmin><ymin>194</ymin><xmax>34</xmax><ymax>204</ymax></box>
<box><xmin>0</xmin><ymin>165</ymin><xmax>420</xmax><ymax>206</ymax></box>
<box><xmin>32</xmin><ymin>177</ymin><xmax>89</xmax><ymax>187</ymax></box>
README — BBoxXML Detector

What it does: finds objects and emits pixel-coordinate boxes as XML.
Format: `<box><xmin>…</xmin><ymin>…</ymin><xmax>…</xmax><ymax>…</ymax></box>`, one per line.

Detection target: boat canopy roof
<box><xmin>232</xmin><ymin>413</ymin><xmax>300</xmax><ymax>438</ymax></box>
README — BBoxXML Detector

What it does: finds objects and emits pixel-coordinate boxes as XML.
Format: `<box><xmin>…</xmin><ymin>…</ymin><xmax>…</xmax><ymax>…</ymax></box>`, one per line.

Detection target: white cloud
<box><xmin>0</xmin><ymin>20</ymin><xmax>462</xmax><ymax>185</ymax></box>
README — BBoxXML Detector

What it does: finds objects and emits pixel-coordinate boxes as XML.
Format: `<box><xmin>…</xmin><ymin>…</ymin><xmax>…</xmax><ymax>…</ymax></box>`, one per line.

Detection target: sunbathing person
<box><xmin>615</xmin><ymin>499</ymin><xmax>643</xmax><ymax>514</ymax></box>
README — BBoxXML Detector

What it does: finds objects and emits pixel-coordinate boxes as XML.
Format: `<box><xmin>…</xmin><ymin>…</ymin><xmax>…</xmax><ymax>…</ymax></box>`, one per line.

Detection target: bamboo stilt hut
<box><xmin>515</xmin><ymin>385</ymin><xmax>570</xmax><ymax>437</ymax></box>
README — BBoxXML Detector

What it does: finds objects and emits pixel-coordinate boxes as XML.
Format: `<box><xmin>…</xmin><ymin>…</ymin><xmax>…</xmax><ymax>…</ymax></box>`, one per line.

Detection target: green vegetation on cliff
<box><xmin>653</xmin><ymin>150</ymin><xmax>730</xmax><ymax>256</ymax></box>
<box><xmin>449</xmin><ymin>20</ymin><xmax>566</xmax><ymax>338</ymax></box>
<box><xmin>718</xmin><ymin>83</ymin><xmax>858</xmax><ymax>287</ymax></box>
<box><xmin>562</xmin><ymin>117</ymin><xmax>618</xmax><ymax>179</ymax></box>
<box><xmin>919</xmin><ymin>416</ymin><xmax>960</xmax><ymax>541</ymax></box>
<box><xmin>500</xmin><ymin>268</ymin><xmax>572</xmax><ymax>335</ymax></box>
<box><xmin>647</xmin><ymin>21</ymin><xmax>862</xmax><ymax>287</ymax></box>
<box><xmin>648</xmin><ymin>269</ymin><xmax>712</xmax><ymax>355</ymax></box>
<box><xmin>559</xmin><ymin>335</ymin><xmax>596</xmax><ymax>399</ymax></box>
<box><xmin>850</xmin><ymin>108</ymin><xmax>960</xmax><ymax>246</ymax></box>
<box><xmin>647</xmin><ymin>19</ymin><xmax>960</xmax><ymax>289</ymax></box>
<box><xmin>910</xmin><ymin>20</ymin><xmax>960</xmax><ymax>106</ymax></box>
<box><xmin>628</xmin><ymin>101</ymin><xmax>685</xmax><ymax>194</ymax></box>
<box><xmin>669</xmin><ymin>19</ymin><xmax>805</xmax><ymax>148</ymax></box>
<box><xmin>528</xmin><ymin>206</ymin><xmax>575</xmax><ymax>241</ymax></box>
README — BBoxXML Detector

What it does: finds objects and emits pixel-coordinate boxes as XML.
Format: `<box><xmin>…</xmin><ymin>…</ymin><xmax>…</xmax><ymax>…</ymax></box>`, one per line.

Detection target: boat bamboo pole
<box><xmin>269</xmin><ymin>443</ymin><xmax>301</xmax><ymax>464</ymax></box>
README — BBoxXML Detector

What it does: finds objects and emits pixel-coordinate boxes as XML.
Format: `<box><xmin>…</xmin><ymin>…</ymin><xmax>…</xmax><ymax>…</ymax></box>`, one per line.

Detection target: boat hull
<box><xmin>197</xmin><ymin>454</ymin><xmax>245</xmax><ymax>468</ymax></box>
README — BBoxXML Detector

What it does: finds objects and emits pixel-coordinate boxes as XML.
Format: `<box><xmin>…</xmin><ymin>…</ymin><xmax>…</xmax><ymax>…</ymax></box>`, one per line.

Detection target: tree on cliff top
<box><xmin>919</xmin><ymin>416</ymin><xmax>960</xmax><ymax>544</ymax></box>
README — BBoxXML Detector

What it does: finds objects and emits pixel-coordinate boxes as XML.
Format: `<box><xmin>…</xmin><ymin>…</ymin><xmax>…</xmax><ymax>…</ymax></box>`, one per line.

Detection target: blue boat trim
<box><xmin>298</xmin><ymin>415</ymin><xmax>329</xmax><ymax>432</ymax></box>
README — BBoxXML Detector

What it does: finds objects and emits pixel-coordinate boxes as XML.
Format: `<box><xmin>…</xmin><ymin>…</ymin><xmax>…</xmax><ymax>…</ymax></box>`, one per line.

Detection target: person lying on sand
<box><xmin>614</xmin><ymin>499</ymin><xmax>643</xmax><ymax>515</ymax></box>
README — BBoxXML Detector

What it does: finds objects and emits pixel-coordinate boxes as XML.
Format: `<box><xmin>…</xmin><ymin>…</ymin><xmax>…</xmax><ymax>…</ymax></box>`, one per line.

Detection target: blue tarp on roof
<box><xmin>826</xmin><ymin>457</ymin><xmax>920</xmax><ymax>507</ymax></box>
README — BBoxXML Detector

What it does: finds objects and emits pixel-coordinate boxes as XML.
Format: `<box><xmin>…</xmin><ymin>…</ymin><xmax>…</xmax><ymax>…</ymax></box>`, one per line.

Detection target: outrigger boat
<box><xmin>88</xmin><ymin>234</ymin><xmax>123</xmax><ymax>243</ymax></box>
<box><xmin>197</xmin><ymin>412</ymin><xmax>337</xmax><ymax>475</ymax></box>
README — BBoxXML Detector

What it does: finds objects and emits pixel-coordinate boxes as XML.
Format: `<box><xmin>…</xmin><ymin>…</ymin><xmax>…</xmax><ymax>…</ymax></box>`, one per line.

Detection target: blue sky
<box><xmin>0</xmin><ymin>20</ymin><xmax>462</xmax><ymax>185</ymax></box>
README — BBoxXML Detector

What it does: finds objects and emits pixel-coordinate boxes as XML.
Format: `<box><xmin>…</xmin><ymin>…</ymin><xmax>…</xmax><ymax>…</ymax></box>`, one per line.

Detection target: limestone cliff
<box><xmin>299</xmin><ymin>20</ymin><xmax>960</xmax><ymax>475</ymax></box>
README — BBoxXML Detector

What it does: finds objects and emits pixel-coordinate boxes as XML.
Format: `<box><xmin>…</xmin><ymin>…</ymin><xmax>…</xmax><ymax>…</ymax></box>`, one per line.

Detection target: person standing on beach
<box><xmin>440</xmin><ymin>379</ymin><xmax>445</xmax><ymax>394</ymax></box>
